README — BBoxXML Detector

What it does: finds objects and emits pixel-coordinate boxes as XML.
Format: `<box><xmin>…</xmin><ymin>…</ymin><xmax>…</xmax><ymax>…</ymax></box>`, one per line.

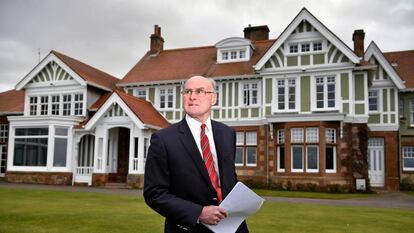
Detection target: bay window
<box><xmin>13</xmin><ymin>128</ymin><xmax>48</xmax><ymax>166</ymax></box>
<box><xmin>403</xmin><ymin>147</ymin><xmax>414</xmax><ymax>171</ymax></box>
<box><xmin>277</xmin><ymin>129</ymin><xmax>285</xmax><ymax>172</ymax></box>
<box><xmin>325</xmin><ymin>128</ymin><xmax>337</xmax><ymax>172</ymax></box>
<box><xmin>53</xmin><ymin>127</ymin><xmax>68</xmax><ymax>167</ymax></box>
<box><xmin>291</xmin><ymin>128</ymin><xmax>304</xmax><ymax>172</ymax></box>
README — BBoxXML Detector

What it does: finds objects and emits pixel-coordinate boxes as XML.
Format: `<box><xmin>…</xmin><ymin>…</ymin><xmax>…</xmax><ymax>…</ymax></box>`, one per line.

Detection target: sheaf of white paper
<box><xmin>203</xmin><ymin>182</ymin><xmax>264</xmax><ymax>233</ymax></box>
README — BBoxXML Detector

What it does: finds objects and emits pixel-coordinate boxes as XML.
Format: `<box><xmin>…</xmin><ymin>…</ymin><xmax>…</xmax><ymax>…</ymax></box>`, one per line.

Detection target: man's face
<box><xmin>183</xmin><ymin>76</ymin><xmax>217</xmax><ymax>122</ymax></box>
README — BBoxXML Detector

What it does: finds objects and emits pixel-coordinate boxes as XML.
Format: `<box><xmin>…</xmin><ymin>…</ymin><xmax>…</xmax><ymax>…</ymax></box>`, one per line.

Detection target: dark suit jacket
<box><xmin>144</xmin><ymin>118</ymin><xmax>249</xmax><ymax>233</ymax></box>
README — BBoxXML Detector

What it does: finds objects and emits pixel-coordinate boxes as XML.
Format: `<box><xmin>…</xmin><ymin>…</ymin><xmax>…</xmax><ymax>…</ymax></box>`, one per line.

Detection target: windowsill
<box><xmin>402</xmin><ymin>168</ymin><xmax>414</xmax><ymax>172</ymax></box>
<box><xmin>286</xmin><ymin>51</ymin><xmax>325</xmax><ymax>56</ymax></box>
<box><xmin>368</xmin><ymin>111</ymin><xmax>380</xmax><ymax>114</ymax></box>
<box><xmin>272</xmin><ymin>110</ymin><xmax>299</xmax><ymax>115</ymax></box>
<box><xmin>306</xmin><ymin>170</ymin><xmax>319</xmax><ymax>173</ymax></box>
<box><xmin>158</xmin><ymin>108</ymin><xmax>175</xmax><ymax>112</ymax></box>
<box><xmin>325</xmin><ymin>170</ymin><xmax>336</xmax><ymax>173</ymax></box>
<box><xmin>312</xmin><ymin>109</ymin><xmax>340</xmax><ymax>113</ymax></box>
<box><xmin>277</xmin><ymin>169</ymin><xmax>285</xmax><ymax>173</ymax></box>
<box><xmin>239</xmin><ymin>105</ymin><xmax>261</xmax><ymax>109</ymax></box>
<box><xmin>291</xmin><ymin>169</ymin><xmax>304</xmax><ymax>173</ymax></box>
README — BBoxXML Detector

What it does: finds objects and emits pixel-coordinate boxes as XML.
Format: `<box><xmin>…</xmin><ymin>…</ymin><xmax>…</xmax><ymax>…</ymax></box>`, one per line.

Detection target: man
<box><xmin>144</xmin><ymin>76</ymin><xmax>249</xmax><ymax>233</ymax></box>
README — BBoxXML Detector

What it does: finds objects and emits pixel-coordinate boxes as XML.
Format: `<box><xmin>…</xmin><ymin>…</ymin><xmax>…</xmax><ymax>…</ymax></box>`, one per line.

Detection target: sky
<box><xmin>0</xmin><ymin>0</ymin><xmax>413</xmax><ymax>92</ymax></box>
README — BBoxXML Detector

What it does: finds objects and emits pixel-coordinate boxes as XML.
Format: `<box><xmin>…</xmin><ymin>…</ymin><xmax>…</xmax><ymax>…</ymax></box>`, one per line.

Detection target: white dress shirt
<box><xmin>185</xmin><ymin>115</ymin><xmax>220</xmax><ymax>184</ymax></box>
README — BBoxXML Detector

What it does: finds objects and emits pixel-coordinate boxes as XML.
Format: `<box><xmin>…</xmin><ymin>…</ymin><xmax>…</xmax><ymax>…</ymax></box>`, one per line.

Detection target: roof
<box><xmin>52</xmin><ymin>50</ymin><xmax>119</xmax><ymax>90</ymax></box>
<box><xmin>119</xmin><ymin>40</ymin><xmax>275</xmax><ymax>85</ymax></box>
<box><xmin>383</xmin><ymin>50</ymin><xmax>414</xmax><ymax>88</ymax></box>
<box><xmin>0</xmin><ymin>89</ymin><xmax>25</xmax><ymax>114</ymax></box>
<box><xmin>88</xmin><ymin>89</ymin><xmax>169</xmax><ymax>129</ymax></box>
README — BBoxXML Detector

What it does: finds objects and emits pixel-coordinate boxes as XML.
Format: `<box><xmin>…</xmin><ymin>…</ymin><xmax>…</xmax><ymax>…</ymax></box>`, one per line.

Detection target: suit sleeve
<box><xmin>232</xmin><ymin>129</ymin><xmax>239</xmax><ymax>182</ymax></box>
<box><xmin>143</xmin><ymin>132</ymin><xmax>203</xmax><ymax>228</ymax></box>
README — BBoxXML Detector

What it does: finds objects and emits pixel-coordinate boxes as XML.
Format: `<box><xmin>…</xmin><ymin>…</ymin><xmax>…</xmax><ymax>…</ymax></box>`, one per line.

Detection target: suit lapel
<box><xmin>178</xmin><ymin>119</ymin><xmax>216</xmax><ymax>193</ymax></box>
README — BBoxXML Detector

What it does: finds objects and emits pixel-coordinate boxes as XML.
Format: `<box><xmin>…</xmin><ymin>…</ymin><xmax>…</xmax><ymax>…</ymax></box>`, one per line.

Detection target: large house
<box><xmin>0</xmin><ymin>8</ymin><xmax>413</xmax><ymax>191</ymax></box>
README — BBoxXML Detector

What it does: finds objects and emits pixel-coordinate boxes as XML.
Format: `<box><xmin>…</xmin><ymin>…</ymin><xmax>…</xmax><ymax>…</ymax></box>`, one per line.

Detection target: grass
<box><xmin>1</xmin><ymin>187</ymin><xmax>414</xmax><ymax>233</ymax></box>
<box><xmin>405</xmin><ymin>191</ymin><xmax>414</xmax><ymax>197</ymax></box>
<box><xmin>253</xmin><ymin>188</ymin><xmax>374</xmax><ymax>199</ymax></box>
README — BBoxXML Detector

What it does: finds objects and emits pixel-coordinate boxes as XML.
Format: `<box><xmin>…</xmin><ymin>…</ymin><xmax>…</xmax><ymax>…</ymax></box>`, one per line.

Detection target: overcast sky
<box><xmin>0</xmin><ymin>0</ymin><xmax>413</xmax><ymax>92</ymax></box>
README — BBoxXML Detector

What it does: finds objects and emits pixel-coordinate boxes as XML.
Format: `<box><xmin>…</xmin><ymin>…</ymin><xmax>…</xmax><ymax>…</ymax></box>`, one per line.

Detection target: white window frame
<box><xmin>134</xmin><ymin>88</ymin><xmax>147</xmax><ymax>100</ymax></box>
<box><xmin>274</xmin><ymin>77</ymin><xmax>299</xmax><ymax>112</ymax></box>
<box><xmin>289</xmin><ymin>44</ymin><xmax>298</xmax><ymax>53</ymax></box>
<box><xmin>0</xmin><ymin>124</ymin><xmax>8</xmax><ymax>143</ymax></box>
<box><xmin>245</xmin><ymin>132</ymin><xmax>257</xmax><ymax>167</ymax></box>
<box><xmin>51</xmin><ymin>95</ymin><xmax>60</xmax><ymax>115</ymax></box>
<box><xmin>240</xmin><ymin>81</ymin><xmax>261</xmax><ymax>107</ymax></box>
<box><xmin>29</xmin><ymin>96</ymin><xmax>38</xmax><ymax>116</ymax></box>
<box><xmin>158</xmin><ymin>87</ymin><xmax>175</xmax><ymax>110</ymax></box>
<box><xmin>368</xmin><ymin>90</ymin><xmax>379</xmax><ymax>112</ymax></box>
<box><xmin>301</xmin><ymin>43</ymin><xmax>310</xmax><ymax>52</ymax></box>
<box><xmin>306</xmin><ymin>145</ymin><xmax>319</xmax><ymax>173</ymax></box>
<box><xmin>13</xmin><ymin>127</ymin><xmax>49</xmax><ymax>168</ymax></box>
<box><xmin>53</xmin><ymin>127</ymin><xmax>69</xmax><ymax>168</ymax></box>
<box><xmin>312</xmin><ymin>75</ymin><xmax>338</xmax><ymax>111</ymax></box>
<box><xmin>402</xmin><ymin>146</ymin><xmax>414</xmax><ymax>171</ymax></box>
<box><xmin>325</xmin><ymin>128</ymin><xmax>337</xmax><ymax>173</ymax></box>
<box><xmin>291</xmin><ymin>145</ymin><xmax>304</xmax><ymax>172</ymax></box>
<box><xmin>74</xmin><ymin>93</ymin><xmax>83</xmax><ymax>116</ymax></box>
<box><xmin>277</xmin><ymin>129</ymin><xmax>285</xmax><ymax>172</ymax></box>
<box><xmin>235</xmin><ymin>132</ymin><xmax>245</xmax><ymax>166</ymax></box>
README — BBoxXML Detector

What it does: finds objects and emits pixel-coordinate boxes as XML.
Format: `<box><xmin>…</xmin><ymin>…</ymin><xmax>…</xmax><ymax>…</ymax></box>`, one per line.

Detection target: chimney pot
<box><xmin>352</xmin><ymin>29</ymin><xmax>365</xmax><ymax>58</ymax></box>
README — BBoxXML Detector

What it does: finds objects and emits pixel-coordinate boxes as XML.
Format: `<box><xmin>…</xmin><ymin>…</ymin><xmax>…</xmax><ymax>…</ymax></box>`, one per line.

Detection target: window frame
<box><xmin>277</xmin><ymin>129</ymin><xmax>285</xmax><ymax>172</ymax></box>
<box><xmin>235</xmin><ymin>130</ymin><xmax>258</xmax><ymax>167</ymax></box>
<box><xmin>313</xmin><ymin>75</ymin><xmax>337</xmax><ymax>111</ymax></box>
<box><xmin>158</xmin><ymin>87</ymin><xmax>175</xmax><ymax>110</ymax></box>
<box><xmin>325</xmin><ymin>128</ymin><xmax>337</xmax><ymax>173</ymax></box>
<box><xmin>0</xmin><ymin>124</ymin><xmax>8</xmax><ymax>143</ymax></box>
<box><xmin>275</xmin><ymin>77</ymin><xmax>298</xmax><ymax>112</ymax></box>
<box><xmin>368</xmin><ymin>90</ymin><xmax>379</xmax><ymax>112</ymax></box>
<box><xmin>241</xmin><ymin>81</ymin><xmax>261</xmax><ymax>107</ymax></box>
<box><xmin>402</xmin><ymin>146</ymin><xmax>414</xmax><ymax>171</ymax></box>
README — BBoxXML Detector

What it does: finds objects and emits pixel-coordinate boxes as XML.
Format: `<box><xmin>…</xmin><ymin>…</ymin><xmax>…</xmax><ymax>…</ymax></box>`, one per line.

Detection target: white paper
<box><xmin>203</xmin><ymin>182</ymin><xmax>264</xmax><ymax>233</ymax></box>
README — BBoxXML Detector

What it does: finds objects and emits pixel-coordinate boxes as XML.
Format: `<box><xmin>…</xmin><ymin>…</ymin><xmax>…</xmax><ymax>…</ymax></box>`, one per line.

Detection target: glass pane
<box><xmin>53</xmin><ymin>138</ymin><xmax>67</xmax><ymax>167</ymax></box>
<box><xmin>246</xmin><ymin>147</ymin><xmax>257</xmax><ymax>165</ymax></box>
<box><xmin>14</xmin><ymin>138</ymin><xmax>48</xmax><ymax>166</ymax></box>
<box><xmin>326</xmin><ymin>147</ymin><xmax>334</xmax><ymax>170</ymax></box>
<box><xmin>15</xmin><ymin>128</ymin><xmax>48</xmax><ymax>136</ymax></box>
<box><xmin>307</xmin><ymin>146</ymin><xmax>318</xmax><ymax>170</ymax></box>
<box><xmin>292</xmin><ymin>146</ymin><xmax>303</xmax><ymax>170</ymax></box>
<box><xmin>246</xmin><ymin>132</ymin><xmax>257</xmax><ymax>145</ymax></box>
<box><xmin>278</xmin><ymin>146</ymin><xmax>285</xmax><ymax>169</ymax></box>
<box><xmin>404</xmin><ymin>158</ymin><xmax>414</xmax><ymax>168</ymax></box>
<box><xmin>55</xmin><ymin>128</ymin><xmax>68</xmax><ymax>136</ymax></box>
<box><xmin>236</xmin><ymin>132</ymin><xmax>244</xmax><ymax>145</ymax></box>
<box><xmin>235</xmin><ymin>147</ymin><xmax>244</xmax><ymax>164</ymax></box>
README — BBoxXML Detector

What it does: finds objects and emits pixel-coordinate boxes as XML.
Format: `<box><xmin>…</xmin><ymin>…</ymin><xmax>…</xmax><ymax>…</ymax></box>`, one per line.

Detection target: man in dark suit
<box><xmin>144</xmin><ymin>76</ymin><xmax>249</xmax><ymax>233</ymax></box>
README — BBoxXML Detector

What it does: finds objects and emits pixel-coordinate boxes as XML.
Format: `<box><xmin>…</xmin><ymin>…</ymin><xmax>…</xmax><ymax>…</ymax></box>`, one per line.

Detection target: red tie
<box><xmin>200</xmin><ymin>124</ymin><xmax>222</xmax><ymax>203</ymax></box>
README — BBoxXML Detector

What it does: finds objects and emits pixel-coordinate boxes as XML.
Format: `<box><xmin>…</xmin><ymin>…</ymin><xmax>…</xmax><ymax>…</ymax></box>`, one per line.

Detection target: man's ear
<box><xmin>211</xmin><ymin>93</ymin><xmax>217</xmax><ymax>106</ymax></box>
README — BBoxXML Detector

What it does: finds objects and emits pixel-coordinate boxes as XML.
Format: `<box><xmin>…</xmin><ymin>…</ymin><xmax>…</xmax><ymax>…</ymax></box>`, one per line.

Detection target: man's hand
<box><xmin>199</xmin><ymin>206</ymin><xmax>227</xmax><ymax>225</ymax></box>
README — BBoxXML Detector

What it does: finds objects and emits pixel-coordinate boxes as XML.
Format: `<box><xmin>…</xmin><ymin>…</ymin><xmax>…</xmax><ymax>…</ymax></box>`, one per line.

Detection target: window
<box><xmin>136</xmin><ymin>89</ymin><xmax>147</xmax><ymax>100</ymax></box>
<box><xmin>291</xmin><ymin>128</ymin><xmax>304</xmax><ymax>143</ymax></box>
<box><xmin>326</xmin><ymin>128</ymin><xmax>337</xmax><ymax>172</ymax></box>
<box><xmin>313</xmin><ymin>42</ymin><xmax>322</xmax><ymax>51</ymax></box>
<box><xmin>62</xmin><ymin>94</ymin><xmax>71</xmax><ymax>116</ymax></box>
<box><xmin>291</xmin><ymin>127</ymin><xmax>322</xmax><ymax>173</ymax></box>
<box><xmin>235</xmin><ymin>131</ymin><xmax>257</xmax><ymax>166</ymax></box>
<box><xmin>243</xmin><ymin>82</ymin><xmax>259</xmax><ymax>106</ymax></box>
<box><xmin>53</xmin><ymin>127</ymin><xmax>68</xmax><ymax>167</ymax></box>
<box><xmin>51</xmin><ymin>95</ymin><xmax>60</xmax><ymax>115</ymax></box>
<box><xmin>159</xmin><ymin>88</ymin><xmax>174</xmax><ymax>109</ymax></box>
<box><xmin>0</xmin><ymin>124</ymin><xmax>8</xmax><ymax>143</ymax></box>
<box><xmin>403</xmin><ymin>147</ymin><xmax>414</xmax><ymax>171</ymax></box>
<box><xmin>301</xmin><ymin>43</ymin><xmax>310</xmax><ymax>52</ymax></box>
<box><xmin>222</xmin><ymin>52</ymin><xmax>228</xmax><ymax>60</ymax></box>
<box><xmin>316</xmin><ymin>76</ymin><xmax>336</xmax><ymax>109</ymax></box>
<box><xmin>369</xmin><ymin>91</ymin><xmax>379</xmax><ymax>111</ymax></box>
<box><xmin>133</xmin><ymin>137</ymin><xmax>139</xmax><ymax>160</ymax></box>
<box><xmin>277</xmin><ymin>129</ymin><xmax>285</xmax><ymax>172</ymax></box>
<box><xmin>289</xmin><ymin>44</ymin><xmax>298</xmax><ymax>53</ymax></box>
<box><xmin>29</xmin><ymin>97</ymin><xmax>37</xmax><ymax>116</ymax></box>
<box><xmin>230</xmin><ymin>51</ymin><xmax>237</xmax><ymax>59</ymax></box>
<box><xmin>13</xmin><ymin>128</ymin><xmax>48</xmax><ymax>166</ymax></box>
<box><xmin>74</xmin><ymin>94</ymin><xmax>83</xmax><ymax>115</ymax></box>
<box><xmin>292</xmin><ymin>146</ymin><xmax>303</xmax><ymax>172</ymax></box>
<box><xmin>277</xmin><ymin>79</ymin><xmax>296</xmax><ymax>110</ymax></box>
<box><xmin>306</xmin><ymin>128</ymin><xmax>319</xmax><ymax>172</ymax></box>
<box><xmin>213</xmin><ymin>84</ymin><xmax>220</xmax><ymax>106</ymax></box>
<box><xmin>40</xmin><ymin>96</ymin><xmax>48</xmax><ymax>115</ymax></box>
<box><xmin>410</xmin><ymin>99</ymin><xmax>414</xmax><ymax>125</ymax></box>
<box><xmin>239</xmin><ymin>50</ymin><xmax>246</xmax><ymax>59</ymax></box>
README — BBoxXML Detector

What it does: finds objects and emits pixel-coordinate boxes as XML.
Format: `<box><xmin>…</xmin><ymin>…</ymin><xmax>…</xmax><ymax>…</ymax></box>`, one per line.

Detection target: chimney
<box><xmin>150</xmin><ymin>25</ymin><xmax>164</xmax><ymax>55</ymax></box>
<box><xmin>352</xmin><ymin>29</ymin><xmax>365</xmax><ymax>58</ymax></box>
<box><xmin>243</xmin><ymin>25</ymin><xmax>269</xmax><ymax>41</ymax></box>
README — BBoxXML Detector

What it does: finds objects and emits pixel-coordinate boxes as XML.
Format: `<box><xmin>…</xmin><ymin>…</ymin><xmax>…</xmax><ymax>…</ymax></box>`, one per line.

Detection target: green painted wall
<box><xmin>343</xmin><ymin>103</ymin><xmax>349</xmax><ymax>114</ymax></box>
<box><xmin>301</xmin><ymin>76</ymin><xmax>311</xmax><ymax>112</ymax></box>
<box><xmin>222</xmin><ymin>83</ymin><xmax>226</xmax><ymax>107</ymax></box>
<box><xmin>355</xmin><ymin>104</ymin><xmax>365</xmax><ymax>114</ymax></box>
<box><xmin>355</xmin><ymin>74</ymin><xmax>365</xmax><ymax>101</ymax></box>
<box><xmin>175</xmin><ymin>86</ymin><xmax>181</xmax><ymax>109</ymax></box>
<box><xmin>228</xmin><ymin>110</ymin><xmax>232</xmax><ymax>118</ymax></box>
<box><xmin>221</xmin><ymin>110</ymin><xmax>226</xmax><ymax>118</ymax></box>
<box><xmin>400</xmin><ymin>94</ymin><xmax>414</xmax><ymax>135</ymax></box>
<box><xmin>341</xmin><ymin>73</ymin><xmax>349</xmax><ymax>100</ymax></box>
<box><xmin>266</xmin><ymin>79</ymin><xmax>272</xmax><ymax>104</ymax></box>
<box><xmin>368</xmin><ymin>114</ymin><xmax>380</xmax><ymax>124</ymax></box>
<box><xmin>213</xmin><ymin>110</ymin><xmax>219</xmax><ymax>118</ymax></box>
<box><xmin>391</xmin><ymin>114</ymin><xmax>395</xmax><ymax>124</ymax></box>
<box><xmin>313</xmin><ymin>54</ymin><xmax>324</xmax><ymax>65</ymax></box>
<box><xmin>149</xmin><ymin>88</ymin><xmax>155</xmax><ymax>103</ymax></box>
<box><xmin>390</xmin><ymin>89</ymin><xmax>395</xmax><ymax>111</ymax></box>
<box><xmin>266</xmin><ymin>106</ymin><xmax>271</xmax><ymax>115</ymax></box>
<box><xmin>166</xmin><ymin>112</ymin><xmax>173</xmax><ymax>120</ymax></box>
<box><xmin>287</xmin><ymin>56</ymin><xmax>298</xmax><ymax>66</ymax></box>
<box><xmin>175</xmin><ymin>111</ymin><xmax>181</xmax><ymax>120</ymax></box>
<box><xmin>251</xmin><ymin>108</ymin><xmax>259</xmax><ymax>117</ymax></box>
<box><xmin>228</xmin><ymin>83</ymin><xmax>233</xmax><ymax>107</ymax></box>
<box><xmin>235</xmin><ymin>83</ymin><xmax>238</xmax><ymax>105</ymax></box>
<box><xmin>235</xmin><ymin>109</ymin><xmax>238</xmax><ymax>118</ymax></box>
<box><xmin>383</xmin><ymin>89</ymin><xmax>388</xmax><ymax>111</ymax></box>
<box><xmin>241</xmin><ymin>109</ymin><xmax>248</xmax><ymax>118</ymax></box>
<box><xmin>383</xmin><ymin>114</ymin><xmax>388</xmax><ymax>123</ymax></box>
<box><xmin>276</xmin><ymin>49</ymin><xmax>284</xmax><ymax>66</ymax></box>
<box><xmin>301</xmin><ymin>55</ymin><xmax>310</xmax><ymax>66</ymax></box>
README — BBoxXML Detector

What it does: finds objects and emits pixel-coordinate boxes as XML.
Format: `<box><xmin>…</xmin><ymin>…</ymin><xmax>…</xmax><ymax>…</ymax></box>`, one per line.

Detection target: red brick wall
<box><xmin>6</xmin><ymin>172</ymin><xmax>72</xmax><ymax>185</ymax></box>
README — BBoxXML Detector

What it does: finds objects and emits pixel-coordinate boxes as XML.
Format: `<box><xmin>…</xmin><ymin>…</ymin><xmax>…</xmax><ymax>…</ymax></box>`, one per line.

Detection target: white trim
<box><xmin>364</xmin><ymin>42</ymin><xmax>405</xmax><ymax>90</ymax></box>
<box><xmin>255</xmin><ymin>8</ymin><xmax>359</xmax><ymax>70</ymax></box>
<box><xmin>267</xmin><ymin>112</ymin><xmax>345</xmax><ymax>123</ymax></box>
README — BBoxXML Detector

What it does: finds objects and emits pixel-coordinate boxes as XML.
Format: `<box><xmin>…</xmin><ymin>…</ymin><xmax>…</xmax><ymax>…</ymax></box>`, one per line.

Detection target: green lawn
<box><xmin>253</xmin><ymin>189</ymin><xmax>374</xmax><ymax>199</ymax></box>
<box><xmin>405</xmin><ymin>191</ymin><xmax>414</xmax><ymax>197</ymax></box>
<box><xmin>1</xmin><ymin>188</ymin><xmax>413</xmax><ymax>233</ymax></box>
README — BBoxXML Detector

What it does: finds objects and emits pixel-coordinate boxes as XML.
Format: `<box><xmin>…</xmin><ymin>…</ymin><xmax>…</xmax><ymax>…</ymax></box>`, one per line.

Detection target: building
<box><xmin>1</xmin><ymin>8</ymin><xmax>413</xmax><ymax>191</ymax></box>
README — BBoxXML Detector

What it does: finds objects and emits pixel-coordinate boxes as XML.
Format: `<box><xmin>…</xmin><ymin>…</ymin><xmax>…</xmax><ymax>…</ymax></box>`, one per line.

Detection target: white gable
<box><xmin>15</xmin><ymin>52</ymin><xmax>86</xmax><ymax>90</ymax></box>
<box><xmin>255</xmin><ymin>8</ymin><xmax>360</xmax><ymax>70</ymax></box>
<box><xmin>365</xmin><ymin>41</ymin><xmax>405</xmax><ymax>89</ymax></box>
<box><xmin>215</xmin><ymin>37</ymin><xmax>253</xmax><ymax>63</ymax></box>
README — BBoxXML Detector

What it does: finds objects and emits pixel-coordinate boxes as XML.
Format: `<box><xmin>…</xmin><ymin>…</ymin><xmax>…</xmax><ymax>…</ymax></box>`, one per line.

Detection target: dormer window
<box><xmin>216</xmin><ymin>37</ymin><xmax>253</xmax><ymax>63</ymax></box>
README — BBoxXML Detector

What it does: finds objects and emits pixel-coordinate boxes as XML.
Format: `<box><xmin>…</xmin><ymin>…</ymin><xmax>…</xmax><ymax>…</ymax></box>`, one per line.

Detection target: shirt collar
<box><xmin>185</xmin><ymin>114</ymin><xmax>212</xmax><ymax>132</ymax></box>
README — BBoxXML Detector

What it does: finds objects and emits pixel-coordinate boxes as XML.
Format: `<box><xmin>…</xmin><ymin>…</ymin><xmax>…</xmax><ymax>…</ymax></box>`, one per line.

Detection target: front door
<box><xmin>0</xmin><ymin>145</ymin><xmax>6</xmax><ymax>177</ymax></box>
<box><xmin>368</xmin><ymin>138</ymin><xmax>385</xmax><ymax>187</ymax></box>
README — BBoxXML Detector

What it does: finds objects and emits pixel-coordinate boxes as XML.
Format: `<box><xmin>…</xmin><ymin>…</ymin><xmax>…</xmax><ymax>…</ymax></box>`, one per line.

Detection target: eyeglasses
<box><xmin>182</xmin><ymin>88</ymin><xmax>215</xmax><ymax>96</ymax></box>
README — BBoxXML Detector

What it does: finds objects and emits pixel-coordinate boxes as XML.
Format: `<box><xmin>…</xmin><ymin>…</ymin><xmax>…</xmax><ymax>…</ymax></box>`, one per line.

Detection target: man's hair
<box><xmin>183</xmin><ymin>76</ymin><xmax>217</xmax><ymax>92</ymax></box>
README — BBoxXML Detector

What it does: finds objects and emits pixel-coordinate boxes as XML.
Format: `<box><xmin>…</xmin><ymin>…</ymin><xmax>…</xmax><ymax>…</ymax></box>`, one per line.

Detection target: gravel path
<box><xmin>1</xmin><ymin>182</ymin><xmax>414</xmax><ymax>209</ymax></box>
